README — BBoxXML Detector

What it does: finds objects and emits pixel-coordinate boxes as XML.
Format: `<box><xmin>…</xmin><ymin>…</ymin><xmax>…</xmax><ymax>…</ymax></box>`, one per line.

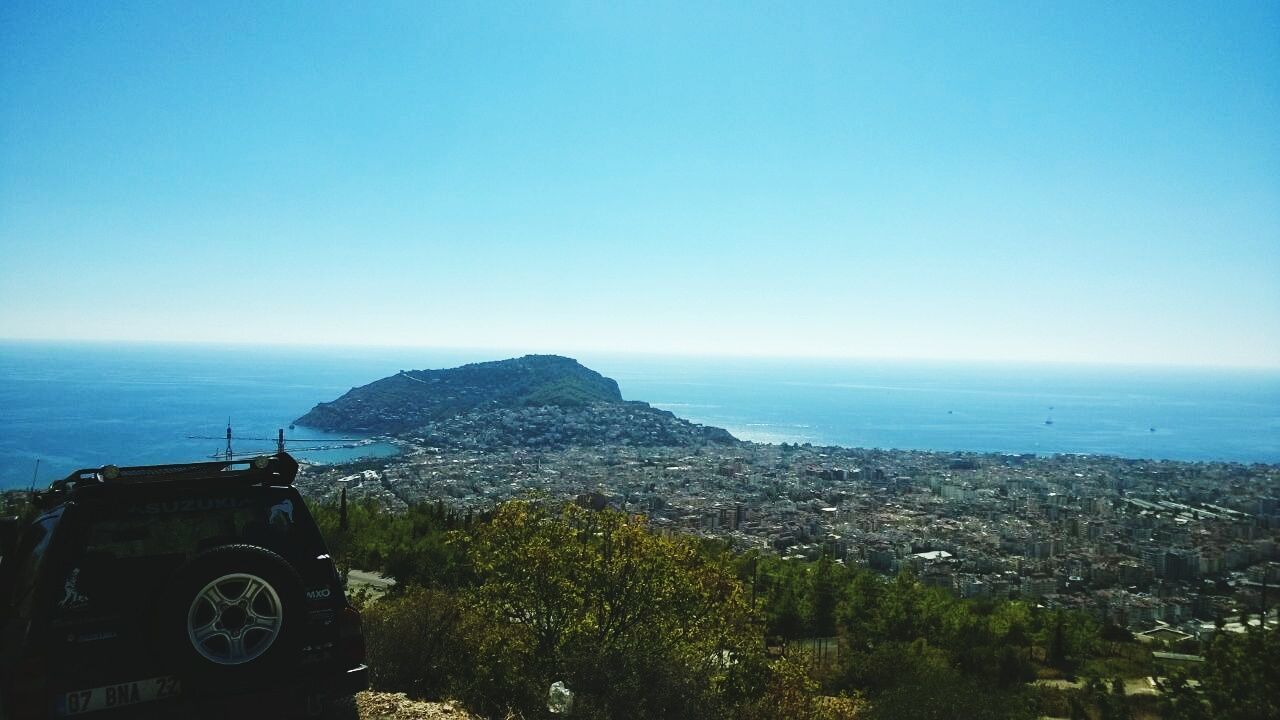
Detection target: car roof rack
<box><xmin>39</xmin><ymin>453</ymin><xmax>299</xmax><ymax>507</ymax></box>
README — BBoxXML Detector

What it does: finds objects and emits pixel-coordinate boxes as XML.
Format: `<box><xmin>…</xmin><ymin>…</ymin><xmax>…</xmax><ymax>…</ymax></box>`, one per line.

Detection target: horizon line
<box><xmin>2</xmin><ymin>335</ymin><xmax>1279</xmax><ymax>373</ymax></box>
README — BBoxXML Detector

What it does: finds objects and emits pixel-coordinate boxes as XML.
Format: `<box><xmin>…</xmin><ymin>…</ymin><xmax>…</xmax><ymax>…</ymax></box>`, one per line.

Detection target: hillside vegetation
<box><xmin>312</xmin><ymin>498</ymin><xmax>1279</xmax><ymax>720</ymax></box>
<box><xmin>295</xmin><ymin>355</ymin><xmax>625</xmax><ymax>433</ymax></box>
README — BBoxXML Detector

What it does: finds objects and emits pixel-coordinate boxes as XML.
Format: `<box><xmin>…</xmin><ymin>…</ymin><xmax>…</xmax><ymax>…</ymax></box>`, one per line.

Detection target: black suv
<box><xmin>0</xmin><ymin>453</ymin><xmax>367</xmax><ymax>719</ymax></box>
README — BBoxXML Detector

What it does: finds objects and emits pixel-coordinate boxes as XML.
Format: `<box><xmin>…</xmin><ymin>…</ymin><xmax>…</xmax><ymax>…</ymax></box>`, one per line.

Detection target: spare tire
<box><xmin>156</xmin><ymin>544</ymin><xmax>305</xmax><ymax>689</ymax></box>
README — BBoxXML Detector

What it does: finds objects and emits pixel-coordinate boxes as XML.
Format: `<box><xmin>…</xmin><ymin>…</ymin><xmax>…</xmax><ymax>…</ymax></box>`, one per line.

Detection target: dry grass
<box><xmin>351</xmin><ymin>691</ymin><xmax>480</xmax><ymax>720</ymax></box>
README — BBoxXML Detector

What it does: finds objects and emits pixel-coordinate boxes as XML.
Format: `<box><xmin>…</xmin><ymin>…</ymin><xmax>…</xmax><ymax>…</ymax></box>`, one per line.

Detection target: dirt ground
<box><xmin>325</xmin><ymin>691</ymin><xmax>481</xmax><ymax>720</ymax></box>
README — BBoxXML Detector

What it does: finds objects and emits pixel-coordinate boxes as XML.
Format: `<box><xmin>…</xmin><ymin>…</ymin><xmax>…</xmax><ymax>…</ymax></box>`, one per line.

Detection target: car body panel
<box><xmin>0</xmin><ymin>454</ymin><xmax>366</xmax><ymax>719</ymax></box>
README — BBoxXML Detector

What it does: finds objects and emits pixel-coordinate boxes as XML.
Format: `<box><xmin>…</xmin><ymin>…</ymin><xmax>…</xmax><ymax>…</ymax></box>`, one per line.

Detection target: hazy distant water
<box><xmin>1</xmin><ymin>341</ymin><xmax>1278</xmax><ymax>489</ymax></box>
<box><xmin>599</xmin><ymin>355</ymin><xmax>1280</xmax><ymax>464</ymax></box>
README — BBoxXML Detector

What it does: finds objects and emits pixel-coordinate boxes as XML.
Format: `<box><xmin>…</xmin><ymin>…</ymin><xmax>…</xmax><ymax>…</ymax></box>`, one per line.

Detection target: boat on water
<box><xmin>1044</xmin><ymin>419</ymin><xmax>1054</xmax><ymax>425</ymax></box>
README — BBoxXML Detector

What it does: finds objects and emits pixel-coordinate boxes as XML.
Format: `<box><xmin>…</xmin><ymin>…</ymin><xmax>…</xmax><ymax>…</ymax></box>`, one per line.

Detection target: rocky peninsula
<box><xmin>295</xmin><ymin>354</ymin><xmax>736</xmax><ymax>448</ymax></box>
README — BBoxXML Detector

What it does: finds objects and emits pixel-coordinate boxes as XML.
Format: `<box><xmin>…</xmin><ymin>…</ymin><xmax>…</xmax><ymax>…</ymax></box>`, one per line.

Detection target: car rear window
<box><xmin>85</xmin><ymin>491</ymin><xmax>317</xmax><ymax>561</ymax></box>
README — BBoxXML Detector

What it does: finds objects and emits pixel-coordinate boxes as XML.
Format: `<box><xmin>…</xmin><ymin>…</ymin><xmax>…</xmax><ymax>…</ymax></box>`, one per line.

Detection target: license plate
<box><xmin>58</xmin><ymin>676</ymin><xmax>180</xmax><ymax>716</ymax></box>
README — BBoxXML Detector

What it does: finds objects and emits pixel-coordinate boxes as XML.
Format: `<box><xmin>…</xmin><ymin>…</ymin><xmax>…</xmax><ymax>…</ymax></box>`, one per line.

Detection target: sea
<box><xmin>2</xmin><ymin>340</ymin><xmax>1278</xmax><ymax>490</ymax></box>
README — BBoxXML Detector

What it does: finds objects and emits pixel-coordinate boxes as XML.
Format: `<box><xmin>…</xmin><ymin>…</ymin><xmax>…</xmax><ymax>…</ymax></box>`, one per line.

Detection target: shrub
<box><xmin>361</xmin><ymin>586</ymin><xmax>475</xmax><ymax>700</ymax></box>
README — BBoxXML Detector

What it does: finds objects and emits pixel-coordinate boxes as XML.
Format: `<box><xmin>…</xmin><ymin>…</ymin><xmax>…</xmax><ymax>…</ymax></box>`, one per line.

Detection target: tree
<box><xmin>1199</xmin><ymin>624</ymin><xmax>1279</xmax><ymax>720</ymax></box>
<box><xmin>806</xmin><ymin>553</ymin><xmax>838</xmax><ymax>638</ymax></box>
<box><xmin>768</xmin><ymin>584</ymin><xmax>805</xmax><ymax>641</ymax></box>
<box><xmin>874</xmin><ymin>571</ymin><xmax>924</xmax><ymax>642</ymax></box>
<box><xmin>860</xmin><ymin>650</ymin><xmax>1036</xmax><ymax>720</ymax></box>
<box><xmin>467</xmin><ymin>501</ymin><xmax>764</xmax><ymax>719</ymax></box>
<box><xmin>1156</xmin><ymin>671</ymin><xmax>1209</xmax><ymax>720</ymax></box>
<box><xmin>1109</xmin><ymin>676</ymin><xmax>1131</xmax><ymax>720</ymax></box>
<box><xmin>745</xmin><ymin>655</ymin><xmax>859</xmax><ymax>720</ymax></box>
<box><xmin>360</xmin><ymin>586</ymin><xmax>474</xmax><ymax>699</ymax></box>
<box><xmin>338</xmin><ymin>484</ymin><xmax>349</xmax><ymax>531</ymax></box>
<box><xmin>1048</xmin><ymin>615</ymin><xmax>1068</xmax><ymax>669</ymax></box>
<box><xmin>837</xmin><ymin>570</ymin><xmax>885</xmax><ymax>651</ymax></box>
<box><xmin>1082</xmin><ymin>676</ymin><xmax>1108</xmax><ymax>719</ymax></box>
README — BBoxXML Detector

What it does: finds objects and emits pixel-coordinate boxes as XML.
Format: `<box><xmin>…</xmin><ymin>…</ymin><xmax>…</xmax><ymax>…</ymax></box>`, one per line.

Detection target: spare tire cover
<box><xmin>157</xmin><ymin>544</ymin><xmax>306</xmax><ymax>688</ymax></box>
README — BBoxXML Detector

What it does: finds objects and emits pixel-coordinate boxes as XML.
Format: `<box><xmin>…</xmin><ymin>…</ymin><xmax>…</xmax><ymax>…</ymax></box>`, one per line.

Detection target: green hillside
<box><xmin>295</xmin><ymin>355</ymin><xmax>624</xmax><ymax>433</ymax></box>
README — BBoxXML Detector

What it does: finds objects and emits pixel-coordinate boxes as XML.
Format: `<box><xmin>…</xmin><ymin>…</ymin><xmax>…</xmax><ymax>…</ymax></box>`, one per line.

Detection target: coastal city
<box><xmin>4</xmin><ymin>2</ymin><xmax>1277</xmax><ymax>715</ymax></box>
<box><xmin>297</xmin><ymin>421</ymin><xmax>1280</xmax><ymax>646</ymax></box>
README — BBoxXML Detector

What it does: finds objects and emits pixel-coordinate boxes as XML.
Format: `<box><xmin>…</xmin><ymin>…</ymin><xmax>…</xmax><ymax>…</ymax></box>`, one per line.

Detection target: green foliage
<box><xmin>316</xmin><ymin>494</ymin><xmax>1275</xmax><ymax>720</ymax></box>
<box><xmin>1073</xmin><ymin>675</ymin><xmax>1134</xmax><ymax>720</ymax></box>
<box><xmin>1099</xmin><ymin>622</ymin><xmax>1134</xmax><ymax>643</ymax></box>
<box><xmin>864</xmin><ymin>671</ymin><xmax>1035</xmax><ymax>720</ymax></box>
<box><xmin>758</xmin><ymin>558</ymin><xmax>810</xmax><ymax>640</ymax></box>
<box><xmin>841</xmin><ymin>635</ymin><xmax>1035</xmax><ymax>720</ymax></box>
<box><xmin>805</xmin><ymin>553</ymin><xmax>838</xmax><ymax>638</ymax></box>
<box><xmin>1109</xmin><ymin>676</ymin><xmax>1132</xmax><ymax>720</ymax></box>
<box><xmin>312</xmin><ymin>497</ymin><xmax>472</xmax><ymax>588</ymax></box>
<box><xmin>361</xmin><ymin>586</ymin><xmax>476</xmax><ymax>699</ymax></box>
<box><xmin>1076</xmin><ymin>653</ymin><xmax>1151</xmax><ymax>685</ymax></box>
<box><xmin>518</xmin><ymin>376</ymin><xmax>619</xmax><ymax>407</ymax></box>
<box><xmin>1154</xmin><ymin>626</ymin><xmax>1280</xmax><ymax>720</ymax></box>
<box><xmin>742</xmin><ymin>656</ymin><xmax>859</xmax><ymax>720</ymax></box>
<box><xmin>327</xmin><ymin>498</ymin><xmax>772</xmax><ymax>718</ymax></box>
<box><xmin>1038</xmin><ymin>609</ymin><xmax>1100</xmax><ymax>674</ymax></box>
<box><xmin>296</xmin><ymin>354</ymin><xmax>624</xmax><ymax>432</ymax></box>
<box><xmin>833</xmin><ymin>570</ymin><xmax>1040</xmax><ymax>698</ymax></box>
<box><xmin>753</xmin><ymin>552</ymin><xmax>854</xmax><ymax>643</ymax></box>
<box><xmin>1156</xmin><ymin>670</ymin><xmax>1209</xmax><ymax>720</ymax></box>
<box><xmin>466</xmin><ymin>501</ymin><xmax>765</xmax><ymax>719</ymax></box>
<box><xmin>1198</xmin><ymin>623</ymin><xmax>1280</xmax><ymax>720</ymax></box>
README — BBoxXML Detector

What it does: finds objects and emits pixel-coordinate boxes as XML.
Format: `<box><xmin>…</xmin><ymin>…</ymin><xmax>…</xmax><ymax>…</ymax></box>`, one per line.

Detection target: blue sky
<box><xmin>2</xmin><ymin>1</ymin><xmax>1278</xmax><ymax>367</ymax></box>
